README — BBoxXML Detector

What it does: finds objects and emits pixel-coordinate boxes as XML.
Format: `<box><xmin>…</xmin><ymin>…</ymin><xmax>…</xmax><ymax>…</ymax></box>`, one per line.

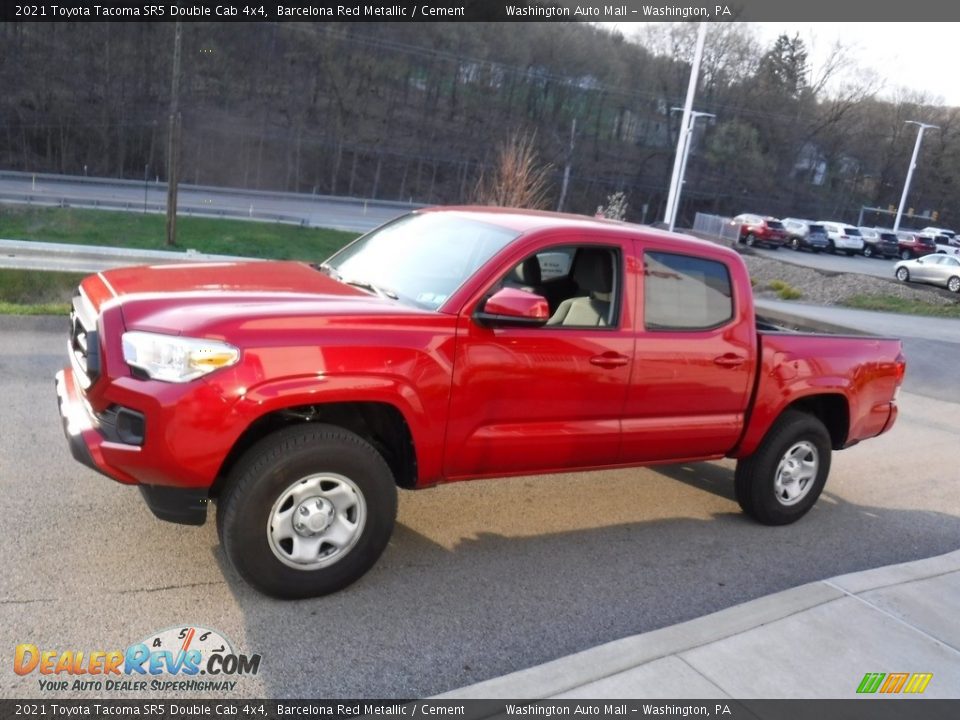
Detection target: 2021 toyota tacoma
<box><xmin>56</xmin><ymin>208</ymin><xmax>906</xmax><ymax>598</ymax></box>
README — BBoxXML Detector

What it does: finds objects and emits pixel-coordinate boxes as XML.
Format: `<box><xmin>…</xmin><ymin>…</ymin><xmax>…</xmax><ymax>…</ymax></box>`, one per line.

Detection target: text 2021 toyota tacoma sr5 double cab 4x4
<box><xmin>56</xmin><ymin>208</ymin><xmax>906</xmax><ymax>598</ymax></box>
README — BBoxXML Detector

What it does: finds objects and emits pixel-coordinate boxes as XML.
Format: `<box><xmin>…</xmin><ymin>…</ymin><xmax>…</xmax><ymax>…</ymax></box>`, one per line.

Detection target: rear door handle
<box><xmin>590</xmin><ymin>352</ymin><xmax>630</xmax><ymax>369</ymax></box>
<box><xmin>714</xmin><ymin>353</ymin><xmax>746</xmax><ymax>368</ymax></box>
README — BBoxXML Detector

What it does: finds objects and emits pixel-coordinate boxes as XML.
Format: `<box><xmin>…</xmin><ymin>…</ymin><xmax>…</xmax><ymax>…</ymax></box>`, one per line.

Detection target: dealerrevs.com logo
<box><xmin>14</xmin><ymin>625</ymin><xmax>262</xmax><ymax>693</ymax></box>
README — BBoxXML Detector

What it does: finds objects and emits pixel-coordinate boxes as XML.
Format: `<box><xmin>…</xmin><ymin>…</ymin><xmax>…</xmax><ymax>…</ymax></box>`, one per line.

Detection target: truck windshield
<box><xmin>322</xmin><ymin>212</ymin><xmax>520</xmax><ymax>311</ymax></box>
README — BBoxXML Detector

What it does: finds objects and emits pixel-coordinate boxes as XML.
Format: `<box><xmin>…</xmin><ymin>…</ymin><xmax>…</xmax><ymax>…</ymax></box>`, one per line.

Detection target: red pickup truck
<box><xmin>56</xmin><ymin>208</ymin><xmax>905</xmax><ymax>598</ymax></box>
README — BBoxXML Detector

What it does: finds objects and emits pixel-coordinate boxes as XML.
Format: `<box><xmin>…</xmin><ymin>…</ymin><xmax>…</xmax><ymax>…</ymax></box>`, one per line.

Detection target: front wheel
<box><xmin>790</xmin><ymin>238</ymin><xmax>801</xmax><ymax>251</ymax></box>
<box><xmin>735</xmin><ymin>410</ymin><xmax>831</xmax><ymax>525</ymax></box>
<box><xmin>217</xmin><ymin>424</ymin><xmax>398</xmax><ymax>598</ymax></box>
<box><xmin>901</xmin><ymin>249</ymin><xmax>912</xmax><ymax>260</ymax></box>
<box><xmin>863</xmin><ymin>245</ymin><xmax>874</xmax><ymax>258</ymax></box>
<box><xmin>949</xmin><ymin>276</ymin><xmax>960</xmax><ymax>293</ymax></box>
<box><xmin>745</xmin><ymin>233</ymin><xmax>757</xmax><ymax>247</ymax></box>
<box><xmin>896</xmin><ymin>267</ymin><xmax>910</xmax><ymax>282</ymax></box>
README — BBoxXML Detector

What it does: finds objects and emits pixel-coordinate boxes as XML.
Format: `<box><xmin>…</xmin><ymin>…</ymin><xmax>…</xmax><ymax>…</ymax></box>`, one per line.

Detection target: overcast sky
<box><xmin>616</xmin><ymin>22</ymin><xmax>960</xmax><ymax>108</ymax></box>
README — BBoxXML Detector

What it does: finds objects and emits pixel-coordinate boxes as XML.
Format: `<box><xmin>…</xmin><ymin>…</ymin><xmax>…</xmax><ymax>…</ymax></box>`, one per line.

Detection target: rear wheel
<box><xmin>827</xmin><ymin>240</ymin><xmax>836</xmax><ymax>254</ymax></box>
<box><xmin>863</xmin><ymin>245</ymin><xmax>874</xmax><ymax>258</ymax></box>
<box><xmin>745</xmin><ymin>233</ymin><xmax>757</xmax><ymax>247</ymax></box>
<box><xmin>901</xmin><ymin>249</ymin><xmax>912</xmax><ymax>260</ymax></box>
<box><xmin>896</xmin><ymin>267</ymin><xmax>910</xmax><ymax>282</ymax></box>
<box><xmin>949</xmin><ymin>276</ymin><xmax>960</xmax><ymax>293</ymax></box>
<box><xmin>217</xmin><ymin>424</ymin><xmax>398</xmax><ymax>598</ymax></box>
<box><xmin>735</xmin><ymin>410</ymin><xmax>831</xmax><ymax>526</ymax></box>
<box><xmin>790</xmin><ymin>238</ymin><xmax>801</xmax><ymax>251</ymax></box>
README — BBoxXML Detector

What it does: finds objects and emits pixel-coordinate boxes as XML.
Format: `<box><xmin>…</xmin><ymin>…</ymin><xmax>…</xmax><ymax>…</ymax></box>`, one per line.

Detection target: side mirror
<box><xmin>475</xmin><ymin>288</ymin><xmax>549</xmax><ymax>328</ymax></box>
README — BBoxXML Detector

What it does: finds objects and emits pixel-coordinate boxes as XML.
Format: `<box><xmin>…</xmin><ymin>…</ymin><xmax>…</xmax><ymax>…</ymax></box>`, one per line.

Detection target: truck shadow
<box><xmin>215</xmin><ymin>462</ymin><xmax>960</xmax><ymax>699</ymax></box>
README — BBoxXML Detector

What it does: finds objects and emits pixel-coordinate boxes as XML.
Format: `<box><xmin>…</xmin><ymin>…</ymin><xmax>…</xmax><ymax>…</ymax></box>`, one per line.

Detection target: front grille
<box><xmin>70</xmin><ymin>293</ymin><xmax>100</xmax><ymax>388</ymax></box>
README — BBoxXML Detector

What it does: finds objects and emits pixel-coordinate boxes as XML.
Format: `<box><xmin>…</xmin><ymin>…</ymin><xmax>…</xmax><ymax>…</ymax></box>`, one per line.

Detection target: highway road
<box><xmin>1</xmin><ymin>316</ymin><xmax>958</xmax><ymax>699</ymax></box>
<box><xmin>0</xmin><ymin>170</ymin><xmax>412</xmax><ymax>234</ymax></box>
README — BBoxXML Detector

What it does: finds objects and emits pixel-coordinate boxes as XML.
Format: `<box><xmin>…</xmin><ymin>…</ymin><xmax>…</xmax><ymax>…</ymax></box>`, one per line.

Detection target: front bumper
<box><xmin>55</xmin><ymin>368</ymin><xmax>209</xmax><ymax>525</ymax></box>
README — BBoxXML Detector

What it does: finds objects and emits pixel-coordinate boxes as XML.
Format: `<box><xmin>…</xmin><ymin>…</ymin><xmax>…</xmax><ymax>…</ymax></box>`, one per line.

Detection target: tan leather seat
<box><xmin>547</xmin><ymin>249</ymin><xmax>613</xmax><ymax>326</ymax></box>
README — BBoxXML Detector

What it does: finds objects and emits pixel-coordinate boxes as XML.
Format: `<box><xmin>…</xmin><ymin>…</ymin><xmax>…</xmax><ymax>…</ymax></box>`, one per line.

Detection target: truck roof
<box><xmin>416</xmin><ymin>205</ymin><xmax>726</xmax><ymax>253</ymax></box>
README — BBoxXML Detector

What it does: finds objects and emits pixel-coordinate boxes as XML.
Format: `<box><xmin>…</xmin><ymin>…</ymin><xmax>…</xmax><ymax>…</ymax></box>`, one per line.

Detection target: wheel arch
<box><xmin>211</xmin><ymin>401</ymin><xmax>419</xmax><ymax>498</ymax></box>
<box><xmin>783</xmin><ymin>393</ymin><xmax>849</xmax><ymax>450</ymax></box>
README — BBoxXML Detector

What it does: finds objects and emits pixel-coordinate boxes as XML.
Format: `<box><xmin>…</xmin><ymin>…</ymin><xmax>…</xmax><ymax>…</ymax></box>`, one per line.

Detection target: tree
<box><xmin>472</xmin><ymin>130</ymin><xmax>553</xmax><ymax>209</ymax></box>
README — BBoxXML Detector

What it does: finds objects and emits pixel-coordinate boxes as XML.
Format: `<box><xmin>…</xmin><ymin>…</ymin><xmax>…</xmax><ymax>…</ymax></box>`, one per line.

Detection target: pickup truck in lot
<box><xmin>56</xmin><ymin>208</ymin><xmax>906</xmax><ymax>598</ymax></box>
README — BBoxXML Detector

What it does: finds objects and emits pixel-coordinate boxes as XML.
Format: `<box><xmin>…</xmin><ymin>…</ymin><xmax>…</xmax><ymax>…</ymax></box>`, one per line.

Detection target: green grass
<box><xmin>768</xmin><ymin>279</ymin><xmax>803</xmax><ymax>300</ymax></box>
<box><xmin>842</xmin><ymin>294</ymin><xmax>960</xmax><ymax>318</ymax></box>
<box><xmin>0</xmin><ymin>206</ymin><xmax>358</xmax><ymax>261</ymax></box>
<box><xmin>0</xmin><ymin>268</ymin><xmax>84</xmax><ymax>316</ymax></box>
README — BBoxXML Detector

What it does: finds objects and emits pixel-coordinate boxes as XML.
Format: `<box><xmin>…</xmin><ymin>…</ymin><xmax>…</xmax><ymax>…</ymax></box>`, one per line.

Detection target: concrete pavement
<box><xmin>439</xmin><ymin>549</ymin><xmax>960</xmax><ymax>699</ymax></box>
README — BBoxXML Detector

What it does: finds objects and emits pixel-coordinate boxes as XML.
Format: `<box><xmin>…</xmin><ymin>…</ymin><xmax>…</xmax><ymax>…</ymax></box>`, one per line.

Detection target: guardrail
<box><xmin>0</xmin><ymin>170</ymin><xmax>423</xmax><ymax>211</ymax></box>
<box><xmin>0</xmin><ymin>192</ymin><xmax>309</xmax><ymax>226</ymax></box>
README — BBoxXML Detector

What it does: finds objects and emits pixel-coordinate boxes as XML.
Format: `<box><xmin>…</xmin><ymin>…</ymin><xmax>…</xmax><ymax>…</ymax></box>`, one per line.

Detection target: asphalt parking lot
<box><xmin>2</xmin><ymin>316</ymin><xmax>959</xmax><ymax>699</ymax></box>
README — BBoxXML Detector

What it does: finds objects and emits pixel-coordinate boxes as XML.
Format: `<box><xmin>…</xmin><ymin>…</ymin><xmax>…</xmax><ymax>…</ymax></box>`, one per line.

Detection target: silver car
<box><xmin>894</xmin><ymin>254</ymin><xmax>960</xmax><ymax>293</ymax></box>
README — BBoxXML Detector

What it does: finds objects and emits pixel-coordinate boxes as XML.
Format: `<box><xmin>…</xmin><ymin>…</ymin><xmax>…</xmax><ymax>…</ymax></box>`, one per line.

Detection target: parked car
<box><xmin>817</xmin><ymin>221</ymin><xmax>865</xmax><ymax>256</ymax></box>
<box><xmin>920</xmin><ymin>227</ymin><xmax>957</xmax><ymax>243</ymax></box>
<box><xmin>927</xmin><ymin>233</ymin><xmax>960</xmax><ymax>257</ymax></box>
<box><xmin>858</xmin><ymin>227</ymin><xmax>899</xmax><ymax>259</ymax></box>
<box><xmin>55</xmin><ymin>207</ymin><xmax>906</xmax><ymax>599</ymax></box>
<box><xmin>896</xmin><ymin>230</ymin><xmax>937</xmax><ymax>260</ymax></box>
<box><xmin>781</xmin><ymin>218</ymin><xmax>830</xmax><ymax>252</ymax></box>
<box><xmin>895</xmin><ymin>253</ymin><xmax>960</xmax><ymax>293</ymax></box>
<box><xmin>729</xmin><ymin>214</ymin><xmax>787</xmax><ymax>249</ymax></box>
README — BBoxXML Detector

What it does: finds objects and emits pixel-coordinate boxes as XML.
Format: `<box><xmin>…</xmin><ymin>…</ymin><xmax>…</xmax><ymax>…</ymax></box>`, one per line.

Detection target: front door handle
<box><xmin>714</xmin><ymin>353</ymin><xmax>746</xmax><ymax>368</ymax></box>
<box><xmin>590</xmin><ymin>352</ymin><xmax>630</xmax><ymax>369</ymax></box>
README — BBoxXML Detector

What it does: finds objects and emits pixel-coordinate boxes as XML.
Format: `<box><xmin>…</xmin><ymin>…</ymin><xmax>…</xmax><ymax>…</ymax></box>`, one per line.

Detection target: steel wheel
<box><xmin>773</xmin><ymin>441</ymin><xmax>819</xmax><ymax>507</ymax></box>
<box><xmin>949</xmin><ymin>276</ymin><xmax>960</xmax><ymax>293</ymax></box>
<box><xmin>267</xmin><ymin>473</ymin><xmax>367</xmax><ymax>570</ymax></box>
<box><xmin>896</xmin><ymin>267</ymin><xmax>909</xmax><ymax>282</ymax></box>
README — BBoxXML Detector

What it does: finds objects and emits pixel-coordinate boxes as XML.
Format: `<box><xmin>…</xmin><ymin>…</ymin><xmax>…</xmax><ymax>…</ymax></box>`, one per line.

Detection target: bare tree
<box><xmin>472</xmin><ymin>130</ymin><xmax>553</xmax><ymax>209</ymax></box>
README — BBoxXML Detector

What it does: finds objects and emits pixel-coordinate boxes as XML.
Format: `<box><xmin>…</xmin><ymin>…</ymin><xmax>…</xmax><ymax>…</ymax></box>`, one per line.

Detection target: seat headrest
<box><xmin>573</xmin><ymin>248</ymin><xmax>613</xmax><ymax>293</ymax></box>
<box><xmin>509</xmin><ymin>256</ymin><xmax>542</xmax><ymax>286</ymax></box>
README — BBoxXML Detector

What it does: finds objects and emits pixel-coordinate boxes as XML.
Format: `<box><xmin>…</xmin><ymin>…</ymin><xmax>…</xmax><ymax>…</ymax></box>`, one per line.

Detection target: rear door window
<box><xmin>644</xmin><ymin>252</ymin><xmax>733</xmax><ymax>331</ymax></box>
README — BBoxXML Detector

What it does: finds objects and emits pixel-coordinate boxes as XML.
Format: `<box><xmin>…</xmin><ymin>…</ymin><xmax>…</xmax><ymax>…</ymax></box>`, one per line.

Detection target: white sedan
<box><xmin>895</xmin><ymin>254</ymin><xmax>960</xmax><ymax>293</ymax></box>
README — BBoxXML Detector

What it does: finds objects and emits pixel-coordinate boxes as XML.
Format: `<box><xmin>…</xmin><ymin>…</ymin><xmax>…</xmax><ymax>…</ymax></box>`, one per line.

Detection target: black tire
<box><xmin>790</xmin><ymin>237</ymin><xmax>801</xmax><ymax>251</ymax></box>
<box><xmin>827</xmin><ymin>240</ymin><xmax>836</xmax><ymax>254</ymax></box>
<box><xmin>900</xmin><ymin>249</ymin><xmax>912</xmax><ymax>260</ymax></box>
<box><xmin>734</xmin><ymin>410</ymin><xmax>831</xmax><ymax>526</ymax></box>
<box><xmin>896</xmin><ymin>267</ymin><xmax>910</xmax><ymax>282</ymax></box>
<box><xmin>745</xmin><ymin>233</ymin><xmax>757</xmax><ymax>247</ymax></box>
<box><xmin>863</xmin><ymin>245</ymin><xmax>874</xmax><ymax>258</ymax></box>
<box><xmin>949</xmin><ymin>276</ymin><xmax>960</xmax><ymax>293</ymax></box>
<box><xmin>217</xmin><ymin>424</ymin><xmax>398</xmax><ymax>599</ymax></box>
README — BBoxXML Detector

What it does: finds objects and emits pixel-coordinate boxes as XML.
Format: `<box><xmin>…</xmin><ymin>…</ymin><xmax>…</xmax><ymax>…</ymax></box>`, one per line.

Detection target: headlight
<box><xmin>121</xmin><ymin>331</ymin><xmax>240</xmax><ymax>383</ymax></box>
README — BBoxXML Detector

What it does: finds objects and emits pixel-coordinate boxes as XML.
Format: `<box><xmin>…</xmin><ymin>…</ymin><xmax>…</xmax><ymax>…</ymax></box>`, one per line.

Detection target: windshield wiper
<box><xmin>342</xmin><ymin>278</ymin><xmax>398</xmax><ymax>300</ymax></box>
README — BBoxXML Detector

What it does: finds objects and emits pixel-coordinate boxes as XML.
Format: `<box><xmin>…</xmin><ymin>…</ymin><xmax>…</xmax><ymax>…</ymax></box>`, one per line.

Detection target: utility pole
<box><xmin>165</xmin><ymin>22</ymin><xmax>182</xmax><ymax>247</ymax></box>
<box><xmin>556</xmin><ymin>118</ymin><xmax>576</xmax><ymax>213</ymax></box>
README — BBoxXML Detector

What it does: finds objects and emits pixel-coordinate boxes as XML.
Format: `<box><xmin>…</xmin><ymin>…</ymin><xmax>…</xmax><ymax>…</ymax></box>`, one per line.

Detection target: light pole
<box><xmin>668</xmin><ymin>110</ymin><xmax>715</xmax><ymax>232</ymax></box>
<box><xmin>663</xmin><ymin>21</ymin><xmax>707</xmax><ymax>230</ymax></box>
<box><xmin>893</xmin><ymin>121</ymin><xmax>939</xmax><ymax>232</ymax></box>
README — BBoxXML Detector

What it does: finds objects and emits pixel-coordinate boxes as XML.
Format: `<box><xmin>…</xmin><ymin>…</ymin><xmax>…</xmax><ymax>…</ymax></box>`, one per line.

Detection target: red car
<box><xmin>896</xmin><ymin>231</ymin><xmax>937</xmax><ymax>260</ymax></box>
<box><xmin>56</xmin><ymin>208</ymin><xmax>905</xmax><ymax>598</ymax></box>
<box><xmin>730</xmin><ymin>214</ymin><xmax>788</xmax><ymax>249</ymax></box>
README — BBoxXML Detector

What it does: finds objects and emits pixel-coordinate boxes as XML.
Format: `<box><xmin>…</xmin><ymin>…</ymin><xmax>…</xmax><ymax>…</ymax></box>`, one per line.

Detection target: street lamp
<box><xmin>667</xmin><ymin>109</ymin><xmax>715</xmax><ymax>232</ymax></box>
<box><xmin>893</xmin><ymin>121</ymin><xmax>939</xmax><ymax>232</ymax></box>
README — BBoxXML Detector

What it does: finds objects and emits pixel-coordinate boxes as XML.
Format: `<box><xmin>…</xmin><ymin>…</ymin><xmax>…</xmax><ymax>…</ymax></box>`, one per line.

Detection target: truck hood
<box><xmin>80</xmin><ymin>261</ymin><xmax>435</xmax><ymax>336</ymax></box>
<box><xmin>83</xmin><ymin>261</ymin><xmax>360</xmax><ymax>309</ymax></box>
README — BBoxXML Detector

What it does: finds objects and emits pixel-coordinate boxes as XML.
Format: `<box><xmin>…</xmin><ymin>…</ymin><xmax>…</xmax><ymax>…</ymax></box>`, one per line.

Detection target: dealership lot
<box><xmin>2</xmin><ymin>316</ymin><xmax>959</xmax><ymax>699</ymax></box>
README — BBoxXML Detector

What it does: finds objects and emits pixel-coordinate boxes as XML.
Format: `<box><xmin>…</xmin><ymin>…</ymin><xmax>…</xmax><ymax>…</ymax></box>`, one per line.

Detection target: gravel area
<box><xmin>741</xmin><ymin>252</ymin><xmax>959</xmax><ymax>307</ymax></box>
